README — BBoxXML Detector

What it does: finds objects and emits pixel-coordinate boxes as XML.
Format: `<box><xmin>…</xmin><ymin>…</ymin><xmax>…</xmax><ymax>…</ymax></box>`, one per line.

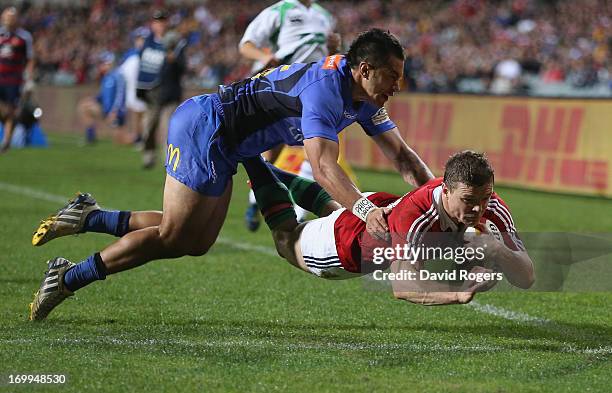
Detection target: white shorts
<box><xmin>119</xmin><ymin>55</ymin><xmax>147</xmax><ymax>113</ymax></box>
<box><xmin>299</xmin><ymin>209</ymin><xmax>361</xmax><ymax>280</ymax></box>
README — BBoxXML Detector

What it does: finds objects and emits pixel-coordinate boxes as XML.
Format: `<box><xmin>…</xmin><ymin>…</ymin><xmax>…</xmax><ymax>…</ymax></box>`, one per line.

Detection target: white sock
<box><xmin>295</xmin><ymin>205</ymin><xmax>308</xmax><ymax>222</ymax></box>
<box><xmin>294</xmin><ymin>160</ymin><xmax>314</xmax><ymax>221</ymax></box>
<box><xmin>298</xmin><ymin>160</ymin><xmax>314</xmax><ymax>180</ymax></box>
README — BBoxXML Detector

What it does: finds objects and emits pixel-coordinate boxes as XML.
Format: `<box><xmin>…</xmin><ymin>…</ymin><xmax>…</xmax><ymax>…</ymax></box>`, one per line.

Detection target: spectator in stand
<box><xmin>10</xmin><ymin>0</ymin><xmax>612</xmax><ymax>97</ymax></box>
<box><xmin>540</xmin><ymin>56</ymin><xmax>564</xmax><ymax>83</ymax></box>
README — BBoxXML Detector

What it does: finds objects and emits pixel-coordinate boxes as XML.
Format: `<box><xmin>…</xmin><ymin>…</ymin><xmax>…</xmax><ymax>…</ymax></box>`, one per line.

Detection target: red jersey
<box><xmin>0</xmin><ymin>27</ymin><xmax>33</xmax><ymax>86</ymax></box>
<box><xmin>333</xmin><ymin>178</ymin><xmax>525</xmax><ymax>272</ymax></box>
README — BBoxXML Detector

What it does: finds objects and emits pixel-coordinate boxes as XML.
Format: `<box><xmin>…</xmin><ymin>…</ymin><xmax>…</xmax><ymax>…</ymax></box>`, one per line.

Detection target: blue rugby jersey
<box><xmin>136</xmin><ymin>33</ymin><xmax>165</xmax><ymax>90</ymax></box>
<box><xmin>214</xmin><ymin>55</ymin><xmax>396</xmax><ymax>161</ymax></box>
<box><xmin>97</xmin><ymin>69</ymin><xmax>126</xmax><ymax>116</ymax></box>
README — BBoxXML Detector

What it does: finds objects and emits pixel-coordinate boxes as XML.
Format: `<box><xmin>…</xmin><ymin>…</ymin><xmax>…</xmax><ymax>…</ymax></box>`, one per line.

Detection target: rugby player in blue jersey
<box><xmin>28</xmin><ymin>28</ymin><xmax>434</xmax><ymax>320</ymax></box>
<box><xmin>77</xmin><ymin>52</ymin><xmax>126</xmax><ymax>144</ymax></box>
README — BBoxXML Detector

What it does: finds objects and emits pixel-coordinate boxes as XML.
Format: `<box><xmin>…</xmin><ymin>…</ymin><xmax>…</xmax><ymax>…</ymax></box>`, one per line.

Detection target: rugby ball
<box><xmin>466</xmin><ymin>219</ymin><xmax>503</xmax><ymax>242</ymax></box>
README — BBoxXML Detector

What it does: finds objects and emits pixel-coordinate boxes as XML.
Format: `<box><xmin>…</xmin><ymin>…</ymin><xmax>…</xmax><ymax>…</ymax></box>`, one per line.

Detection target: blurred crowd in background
<box><xmin>10</xmin><ymin>0</ymin><xmax>612</xmax><ymax>96</ymax></box>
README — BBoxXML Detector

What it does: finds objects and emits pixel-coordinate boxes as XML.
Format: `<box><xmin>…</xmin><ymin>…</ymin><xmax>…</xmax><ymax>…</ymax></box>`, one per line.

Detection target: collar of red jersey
<box><xmin>433</xmin><ymin>186</ymin><xmax>461</xmax><ymax>232</ymax></box>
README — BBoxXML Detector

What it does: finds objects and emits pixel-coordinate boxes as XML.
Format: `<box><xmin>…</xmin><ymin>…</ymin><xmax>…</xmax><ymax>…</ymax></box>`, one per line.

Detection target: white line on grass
<box><xmin>0</xmin><ymin>181</ymin><xmax>551</xmax><ymax>326</ymax></box>
<box><xmin>216</xmin><ymin>237</ymin><xmax>279</xmax><ymax>257</ymax></box>
<box><xmin>0</xmin><ymin>181</ymin><xmax>279</xmax><ymax>257</ymax></box>
<box><xmin>0</xmin><ymin>337</ymin><xmax>503</xmax><ymax>352</ymax></box>
<box><xmin>0</xmin><ymin>181</ymin><xmax>69</xmax><ymax>205</ymax></box>
<box><xmin>465</xmin><ymin>301</ymin><xmax>550</xmax><ymax>325</ymax></box>
<box><xmin>1</xmin><ymin>337</ymin><xmax>609</xmax><ymax>355</ymax></box>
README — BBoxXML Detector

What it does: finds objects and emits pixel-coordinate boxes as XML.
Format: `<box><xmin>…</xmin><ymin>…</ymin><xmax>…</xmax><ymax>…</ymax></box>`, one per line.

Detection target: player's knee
<box><xmin>319</xmin><ymin>200</ymin><xmax>342</xmax><ymax>217</ymax></box>
<box><xmin>0</xmin><ymin>103</ymin><xmax>11</xmax><ymax>119</ymax></box>
<box><xmin>158</xmin><ymin>225</ymin><xmax>212</xmax><ymax>257</ymax></box>
<box><xmin>185</xmin><ymin>242</ymin><xmax>213</xmax><ymax>257</ymax></box>
<box><xmin>77</xmin><ymin>99</ymin><xmax>90</xmax><ymax>111</ymax></box>
<box><xmin>272</xmin><ymin>230</ymin><xmax>294</xmax><ymax>259</ymax></box>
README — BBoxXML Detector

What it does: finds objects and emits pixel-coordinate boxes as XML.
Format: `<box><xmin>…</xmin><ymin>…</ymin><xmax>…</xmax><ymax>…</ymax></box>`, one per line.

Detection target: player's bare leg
<box><xmin>29</xmin><ymin>175</ymin><xmax>232</xmax><ymax>320</ymax></box>
<box><xmin>243</xmin><ymin>155</ymin><xmax>339</xmax><ymax>272</ymax></box>
<box><xmin>390</xmin><ymin>260</ymin><xmax>496</xmax><ymax>306</ymax></box>
<box><xmin>0</xmin><ymin>102</ymin><xmax>16</xmax><ymax>152</ymax></box>
<box><xmin>126</xmin><ymin>210</ymin><xmax>163</xmax><ymax>230</ymax></box>
<box><xmin>101</xmin><ymin>175</ymin><xmax>232</xmax><ymax>273</ymax></box>
<box><xmin>77</xmin><ymin>97</ymin><xmax>103</xmax><ymax>144</ymax></box>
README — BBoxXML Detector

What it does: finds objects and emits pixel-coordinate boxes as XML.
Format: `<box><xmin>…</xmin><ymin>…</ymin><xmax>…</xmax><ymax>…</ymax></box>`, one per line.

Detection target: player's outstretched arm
<box><xmin>304</xmin><ymin>137</ymin><xmax>389</xmax><ymax>239</ymax></box>
<box><xmin>389</xmin><ymin>260</ymin><xmax>492</xmax><ymax>306</ymax></box>
<box><xmin>466</xmin><ymin>231</ymin><xmax>535</xmax><ymax>289</ymax></box>
<box><xmin>489</xmin><ymin>247</ymin><xmax>535</xmax><ymax>289</ymax></box>
<box><xmin>372</xmin><ymin>128</ymin><xmax>434</xmax><ymax>187</ymax></box>
<box><xmin>326</xmin><ymin>32</ymin><xmax>341</xmax><ymax>54</ymax></box>
<box><xmin>239</xmin><ymin>41</ymin><xmax>278</xmax><ymax>69</ymax></box>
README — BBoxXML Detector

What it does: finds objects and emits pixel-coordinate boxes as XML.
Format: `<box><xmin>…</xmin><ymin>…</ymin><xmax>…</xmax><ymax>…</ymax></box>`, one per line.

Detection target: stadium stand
<box><xmin>15</xmin><ymin>0</ymin><xmax>610</xmax><ymax>97</ymax></box>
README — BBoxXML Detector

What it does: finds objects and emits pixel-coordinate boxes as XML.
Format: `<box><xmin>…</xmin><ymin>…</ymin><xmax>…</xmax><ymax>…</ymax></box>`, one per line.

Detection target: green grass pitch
<box><xmin>0</xmin><ymin>135</ymin><xmax>610</xmax><ymax>392</ymax></box>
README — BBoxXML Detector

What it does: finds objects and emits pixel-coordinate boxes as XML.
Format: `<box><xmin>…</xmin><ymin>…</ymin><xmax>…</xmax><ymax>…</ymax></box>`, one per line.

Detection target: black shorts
<box><xmin>0</xmin><ymin>85</ymin><xmax>21</xmax><ymax>106</ymax></box>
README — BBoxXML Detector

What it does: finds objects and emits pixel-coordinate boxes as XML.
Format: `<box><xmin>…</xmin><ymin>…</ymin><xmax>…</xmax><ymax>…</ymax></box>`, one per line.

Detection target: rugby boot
<box><xmin>32</xmin><ymin>193</ymin><xmax>100</xmax><ymax>246</ymax></box>
<box><xmin>29</xmin><ymin>257</ymin><xmax>75</xmax><ymax>321</ymax></box>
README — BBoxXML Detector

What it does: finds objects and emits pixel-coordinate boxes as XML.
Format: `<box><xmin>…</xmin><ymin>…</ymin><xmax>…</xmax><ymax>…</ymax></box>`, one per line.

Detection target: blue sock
<box><xmin>85</xmin><ymin>126</ymin><xmax>96</xmax><ymax>142</ymax></box>
<box><xmin>83</xmin><ymin>210</ymin><xmax>131</xmax><ymax>237</ymax></box>
<box><xmin>63</xmin><ymin>253</ymin><xmax>107</xmax><ymax>292</ymax></box>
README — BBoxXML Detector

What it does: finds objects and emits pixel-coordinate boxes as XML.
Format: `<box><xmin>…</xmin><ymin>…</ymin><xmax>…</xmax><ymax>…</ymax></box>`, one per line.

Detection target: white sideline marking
<box><xmin>6</xmin><ymin>182</ymin><xmax>609</xmax><ymax>357</ymax></box>
<box><xmin>1</xmin><ymin>337</ymin><xmax>609</xmax><ymax>355</ymax></box>
<box><xmin>216</xmin><ymin>237</ymin><xmax>279</xmax><ymax>257</ymax></box>
<box><xmin>0</xmin><ymin>181</ymin><xmax>551</xmax><ymax>326</ymax></box>
<box><xmin>0</xmin><ymin>182</ymin><xmax>68</xmax><ymax>205</ymax></box>
<box><xmin>0</xmin><ymin>337</ymin><xmax>502</xmax><ymax>352</ymax></box>
<box><xmin>0</xmin><ymin>181</ymin><xmax>277</xmax><ymax>257</ymax></box>
<box><xmin>466</xmin><ymin>301</ymin><xmax>550</xmax><ymax>325</ymax></box>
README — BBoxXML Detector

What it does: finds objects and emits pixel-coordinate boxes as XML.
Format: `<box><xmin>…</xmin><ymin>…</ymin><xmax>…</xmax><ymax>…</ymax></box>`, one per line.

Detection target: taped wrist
<box><xmin>352</xmin><ymin>196</ymin><xmax>376</xmax><ymax>222</ymax></box>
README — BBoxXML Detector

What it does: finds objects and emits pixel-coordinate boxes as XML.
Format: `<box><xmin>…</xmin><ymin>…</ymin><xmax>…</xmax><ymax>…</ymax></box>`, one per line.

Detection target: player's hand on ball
<box><xmin>455</xmin><ymin>291</ymin><xmax>476</xmax><ymax>304</ymax></box>
<box><xmin>460</xmin><ymin>266</ymin><xmax>498</xmax><ymax>294</ymax></box>
<box><xmin>464</xmin><ymin>226</ymin><xmax>497</xmax><ymax>255</ymax></box>
<box><xmin>366</xmin><ymin>206</ymin><xmax>391</xmax><ymax>241</ymax></box>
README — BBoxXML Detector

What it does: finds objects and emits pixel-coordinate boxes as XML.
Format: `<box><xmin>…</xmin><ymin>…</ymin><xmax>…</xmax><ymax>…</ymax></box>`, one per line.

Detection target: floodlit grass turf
<box><xmin>0</xmin><ymin>134</ymin><xmax>610</xmax><ymax>392</ymax></box>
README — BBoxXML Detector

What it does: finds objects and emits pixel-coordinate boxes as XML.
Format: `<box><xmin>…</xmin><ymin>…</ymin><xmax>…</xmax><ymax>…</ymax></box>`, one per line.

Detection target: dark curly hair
<box><xmin>346</xmin><ymin>28</ymin><xmax>404</xmax><ymax>69</ymax></box>
<box><xmin>443</xmin><ymin>151</ymin><xmax>494</xmax><ymax>190</ymax></box>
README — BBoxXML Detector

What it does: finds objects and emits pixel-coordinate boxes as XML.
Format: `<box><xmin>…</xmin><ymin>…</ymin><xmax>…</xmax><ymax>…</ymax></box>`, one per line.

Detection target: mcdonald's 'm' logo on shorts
<box><xmin>167</xmin><ymin>144</ymin><xmax>181</xmax><ymax>171</ymax></box>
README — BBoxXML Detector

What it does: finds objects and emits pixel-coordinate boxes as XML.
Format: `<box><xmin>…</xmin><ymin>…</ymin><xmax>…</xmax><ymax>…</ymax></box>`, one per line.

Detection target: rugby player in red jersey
<box><xmin>244</xmin><ymin>150</ymin><xmax>534</xmax><ymax>305</ymax></box>
<box><xmin>0</xmin><ymin>7</ymin><xmax>34</xmax><ymax>153</ymax></box>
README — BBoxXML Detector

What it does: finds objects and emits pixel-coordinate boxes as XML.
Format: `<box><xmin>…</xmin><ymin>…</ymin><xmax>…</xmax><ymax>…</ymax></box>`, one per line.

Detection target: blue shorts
<box><xmin>0</xmin><ymin>85</ymin><xmax>21</xmax><ymax>106</ymax></box>
<box><xmin>165</xmin><ymin>94</ymin><xmax>237</xmax><ymax>197</ymax></box>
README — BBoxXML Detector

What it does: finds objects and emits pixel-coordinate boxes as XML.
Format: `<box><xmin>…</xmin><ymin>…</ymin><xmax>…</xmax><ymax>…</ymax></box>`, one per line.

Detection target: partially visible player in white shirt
<box><xmin>118</xmin><ymin>27</ymin><xmax>148</xmax><ymax>145</ymax></box>
<box><xmin>239</xmin><ymin>0</ymin><xmax>341</xmax><ymax>225</ymax></box>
